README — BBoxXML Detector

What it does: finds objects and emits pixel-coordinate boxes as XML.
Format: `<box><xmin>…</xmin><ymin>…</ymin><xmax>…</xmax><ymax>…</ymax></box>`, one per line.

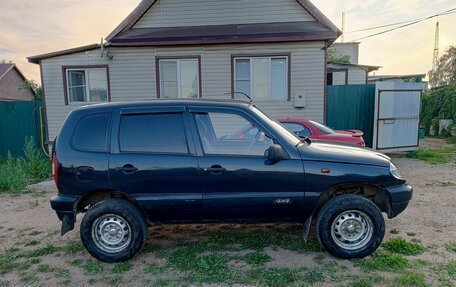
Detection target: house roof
<box><xmin>328</xmin><ymin>61</ymin><xmax>382</xmax><ymax>73</ymax></box>
<box><xmin>106</xmin><ymin>0</ymin><xmax>341</xmax><ymax>42</ymax></box>
<box><xmin>368</xmin><ymin>74</ymin><xmax>426</xmax><ymax>81</ymax></box>
<box><xmin>109</xmin><ymin>21</ymin><xmax>339</xmax><ymax>46</ymax></box>
<box><xmin>27</xmin><ymin>43</ymin><xmax>100</xmax><ymax>64</ymax></box>
<box><xmin>0</xmin><ymin>63</ymin><xmax>27</xmax><ymax>81</ymax></box>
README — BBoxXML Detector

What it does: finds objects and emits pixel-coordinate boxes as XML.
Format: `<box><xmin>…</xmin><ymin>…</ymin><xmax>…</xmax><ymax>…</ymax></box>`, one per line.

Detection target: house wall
<box><xmin>134</xmin><ymin>0</ymin><xmax>315</xmax><ymax>28</ymax></box>
<box><xmin>41</xmin><ymin>42</ymin><xmax>326</xmax><ymax>141</ymax></box>
<box><xmin>0</xmin><ymin>69</ymin><xmax>34</xmax><ymax>101</ymax></box>
<box><xmin>347</xmin><ymin>68</ymin><xmax>367</xmax><ymax>84</ymax></box>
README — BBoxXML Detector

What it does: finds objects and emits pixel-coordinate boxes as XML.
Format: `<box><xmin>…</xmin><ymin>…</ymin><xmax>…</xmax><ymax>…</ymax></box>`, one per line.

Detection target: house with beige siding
<box><xmin>0</xmin><ymin>63</ymin><xmax>35</xmax><ymax>102</ymax></box>
<box><xmin>28</xmin><ymin>0</ymin><xmax>341</xmax><ymax>144</ymax></box>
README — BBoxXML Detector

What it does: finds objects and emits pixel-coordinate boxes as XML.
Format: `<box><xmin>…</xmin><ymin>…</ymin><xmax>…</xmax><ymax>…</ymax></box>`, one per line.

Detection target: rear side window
<box><xmin>73</xmin><ymin>113</ymin><xmax>111</xmax><ymax>152</ymax></box>
<box><xmin>119</xmin><ymin>113</ymin><xmax>188</xmax><ymax>154</ymax></box>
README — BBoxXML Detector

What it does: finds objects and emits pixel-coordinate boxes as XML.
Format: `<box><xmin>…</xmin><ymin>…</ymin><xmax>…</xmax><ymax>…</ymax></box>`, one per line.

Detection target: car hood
<box><xmin>298</xmin><ymin>142</ymin><xmax>391</xmax><ymax>167</ymax></box>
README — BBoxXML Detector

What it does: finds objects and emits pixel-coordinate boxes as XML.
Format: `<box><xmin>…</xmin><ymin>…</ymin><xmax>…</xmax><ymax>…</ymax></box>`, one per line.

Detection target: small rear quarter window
<box><xmin>72</xmin><ymin>113</ymin><xmax>111</xmax><ymax>152</ymax></box>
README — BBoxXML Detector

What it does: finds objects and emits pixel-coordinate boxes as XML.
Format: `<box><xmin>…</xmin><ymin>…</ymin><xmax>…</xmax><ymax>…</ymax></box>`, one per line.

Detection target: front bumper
<box><xmin>385</xmin><ymin>183</ymin><xmax>413</xmax><ymax>218</ymax></box>
<box><xmin>50</xmin><ymin>194</ymin><xmax>80</xmax><ymax>235</ymax></box>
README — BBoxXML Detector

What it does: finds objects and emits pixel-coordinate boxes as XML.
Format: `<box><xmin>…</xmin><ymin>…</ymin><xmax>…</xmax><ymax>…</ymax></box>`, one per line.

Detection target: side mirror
<box><xmin>266</xmin><ymin>144</ymin><xmax>286</xmax><ymax>162</ymax></box>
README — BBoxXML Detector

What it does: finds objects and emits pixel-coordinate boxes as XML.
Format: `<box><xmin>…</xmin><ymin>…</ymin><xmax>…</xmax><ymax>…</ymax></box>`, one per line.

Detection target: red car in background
<box><xmin>278</xmin><ymin>118</ymin><xmax>366</xmax><ymax>147</ymax></box>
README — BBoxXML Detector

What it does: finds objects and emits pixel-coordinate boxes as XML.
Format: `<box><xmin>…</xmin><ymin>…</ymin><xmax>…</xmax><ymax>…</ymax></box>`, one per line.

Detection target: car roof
<box><xmin>277</xmin><ymin>118</ymin><xmax>311</xmax><ymax>124</ymax></box>
<box><xmin>74</xmin><ymin>98</ymin><xmax>253</xmax><ymax>113</ymax></box>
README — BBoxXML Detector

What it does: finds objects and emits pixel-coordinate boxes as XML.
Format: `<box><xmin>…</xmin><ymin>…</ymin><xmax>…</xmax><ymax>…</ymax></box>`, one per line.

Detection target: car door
<box><xmin>188</xmin><ymin>107</ymin><xmax>305</xmax><ymax>221</ymax></box>
<box><xmin>109</xmin><ymin>106</ymin><xmax>203</xmax><ymax>222</ymax></box>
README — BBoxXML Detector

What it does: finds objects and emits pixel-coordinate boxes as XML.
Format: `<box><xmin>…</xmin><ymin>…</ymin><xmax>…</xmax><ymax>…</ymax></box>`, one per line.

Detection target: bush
<box><xmin>0</xmin><ymin>137</ymin><xmax>50</xmax><ymax>194</ymax></box>
<box><xmin>0</xmin><ymin>152</ymin><xmax>27</xmax><ymax>194</ymax></box>
<box><xmin>421</xmin><ymin>85</ymin><xmax>456</xmax><ymax>136</ymax></box>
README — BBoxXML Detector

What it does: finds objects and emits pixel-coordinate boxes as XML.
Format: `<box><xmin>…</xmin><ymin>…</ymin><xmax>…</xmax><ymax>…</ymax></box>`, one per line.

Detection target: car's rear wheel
<box><xmin>80</xmin><ymin>198</ymin><xmax>148</xmax><ymax>263</ymax></box>
<box><xmin>316</xmin><ymin>194</ymin><xmax>384</xmax><ymax>259</ymax></box>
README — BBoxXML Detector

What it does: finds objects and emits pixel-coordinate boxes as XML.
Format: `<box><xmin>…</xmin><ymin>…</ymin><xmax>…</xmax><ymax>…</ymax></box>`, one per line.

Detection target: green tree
<box><xmin>429</xmin><ymin>45</ymin><xmax>456</xmax><ymax>88</ymax></box>
<box><xmin>21</xmin><ymin>80</ymin><xmax>43</xmax><ymax>99</ymax></box>
<box><xmin>327</xmin><ymin>48</ymin><xmax>351</xmax><ymax>64</ymax></box>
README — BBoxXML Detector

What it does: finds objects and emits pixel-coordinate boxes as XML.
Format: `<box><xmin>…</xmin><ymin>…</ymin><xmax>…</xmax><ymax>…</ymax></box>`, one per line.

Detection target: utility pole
<box><xmin>432</xmin><ymin>21</ymin><xmax>440</xmax><ymax>72</ymax></box>
<box><xmin>341</xmin><ymin>12</ymin><xmax>345</xmax><ymax>43</ymax></box>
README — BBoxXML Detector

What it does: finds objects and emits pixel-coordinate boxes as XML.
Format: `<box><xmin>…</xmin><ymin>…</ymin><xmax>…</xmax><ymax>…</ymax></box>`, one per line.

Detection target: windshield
<box><xmin>309</xmin><ymin>120</ymin><xmax>335</xmax><ymax>134</ymax></box>
<box><xmin>250</xmin><ymin>105</ymin><xmax>301</xmax><ymax>146</ymax></box>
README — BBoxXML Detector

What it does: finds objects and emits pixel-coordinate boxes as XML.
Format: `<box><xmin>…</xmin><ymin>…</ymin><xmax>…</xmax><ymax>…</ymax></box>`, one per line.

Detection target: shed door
<box><xmin>376</xmin><ymin>89</ymin><xmax>422</xmax><ymax>150</ymax></box>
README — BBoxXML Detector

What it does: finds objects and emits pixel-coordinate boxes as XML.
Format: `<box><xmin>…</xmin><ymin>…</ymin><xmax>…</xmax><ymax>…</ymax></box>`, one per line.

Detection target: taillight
<box><xmin>52</xmin><ymin>154</ymin><xmax>58</xmax><ymax>185</ymax></box>
<box><xmin>358</xmin><ymin>141</ymin><xmax>366</xmax><ymax>147</ymax></box>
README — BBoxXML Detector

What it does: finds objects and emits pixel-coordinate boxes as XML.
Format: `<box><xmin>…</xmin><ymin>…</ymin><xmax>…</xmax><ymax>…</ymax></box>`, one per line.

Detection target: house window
<box><xmin>158</xmin><ymin>58</ymin><xmax>200</xmax><ymax>99</ymax></box>
<box><xmin>65</xmin><ymin>67</ymin><xmax>109</xmax><ymax>103</ymax></box>
<box><xmin>234</xmin><ymin>56</ymin><xmax>288</xmax><ymax>101</ymax></box>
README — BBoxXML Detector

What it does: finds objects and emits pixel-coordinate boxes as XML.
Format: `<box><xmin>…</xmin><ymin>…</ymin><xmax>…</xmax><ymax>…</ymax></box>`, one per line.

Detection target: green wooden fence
<box><xmin>0</xmin><ymin>99</ymin><xmax>46</xmax><ymax>158</ymax></box>
<box><xmin>326</xmin><ymin>84</ymin><xmax>376</xmax><ymax>148</ymax></box>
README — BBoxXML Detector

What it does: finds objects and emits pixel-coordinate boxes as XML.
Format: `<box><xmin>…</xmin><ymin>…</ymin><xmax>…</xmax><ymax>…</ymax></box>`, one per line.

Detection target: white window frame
<box><xmin>233</xmin><ymin>56</ymin><xmax>289</xmax><ymax>101</ymax></box>
<box><xmin>65</xmin><ymin>68</ymin><xmax>108</xmax><ymax>104</ymax></box>
<box><xmin>158</xmin><ymin>58</ymin><xmax>200</xmax><ymax>99</ymax></box>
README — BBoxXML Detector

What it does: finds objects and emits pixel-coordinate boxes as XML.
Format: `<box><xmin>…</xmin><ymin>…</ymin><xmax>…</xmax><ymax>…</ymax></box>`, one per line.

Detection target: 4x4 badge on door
<box><xmin>273</xmin><ymin>198</ymin><xmax>291</xmax><ymax>205</ymax></box>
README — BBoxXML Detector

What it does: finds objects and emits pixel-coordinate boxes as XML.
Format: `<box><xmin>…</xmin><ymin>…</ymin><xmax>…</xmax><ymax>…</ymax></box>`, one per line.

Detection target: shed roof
<box><xmin>328</xmin><ymin>62</ymin><xmax>381</xmax><ymax>73</ymax></box>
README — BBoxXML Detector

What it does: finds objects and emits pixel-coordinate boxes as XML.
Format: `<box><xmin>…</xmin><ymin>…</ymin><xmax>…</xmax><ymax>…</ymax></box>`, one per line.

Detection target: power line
<box><xmin>346</xmin><ymin>10</ymin><xmax>456</xmax><ymax>33</ymax></box>
<box><xmin>348</xmin><ymin>7</ymin><xmax>456</xmax><ymax>42</ymax></box>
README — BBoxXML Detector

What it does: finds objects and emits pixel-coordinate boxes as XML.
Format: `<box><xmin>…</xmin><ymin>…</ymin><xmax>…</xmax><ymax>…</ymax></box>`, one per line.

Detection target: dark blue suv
<box><xmin>50</xmin><ymin>100</ymin><xmax>412</xmax><ymax>262</ymax></box>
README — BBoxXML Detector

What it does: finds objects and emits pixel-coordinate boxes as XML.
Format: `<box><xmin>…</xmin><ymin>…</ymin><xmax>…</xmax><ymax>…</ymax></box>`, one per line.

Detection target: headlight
<box><xmin>390</xmin><ymin>162</ymin><xmax>402</xmax><ymax>179</ymax></box>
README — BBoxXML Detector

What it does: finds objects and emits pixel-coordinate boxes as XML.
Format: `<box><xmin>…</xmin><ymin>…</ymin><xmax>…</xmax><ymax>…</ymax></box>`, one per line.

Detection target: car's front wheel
<box><xmin>80</xmin><ymin>198</ymin><xmax>148</xmax><ymax>263</ymax></box>
<box><xmin>316</xmin><ymin>194</ymin><xmax>385</xmax><ymax>259</ymax></box>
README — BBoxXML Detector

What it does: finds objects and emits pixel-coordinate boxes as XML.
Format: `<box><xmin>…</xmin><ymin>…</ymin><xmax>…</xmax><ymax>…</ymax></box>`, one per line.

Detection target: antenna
<box><xmin>432</xmin><ymin>21</ymin><xmax>439</xmax><ymax>72</ymax></box>
<box><xmin>341</xmin><ymin>12</ymin><xmax>345</xmax><ymax>43</ymax></box>
<box><xmin>224</xmin><ymin>92</ymin><xmax>252</xmax><ymax>102</ymax></box>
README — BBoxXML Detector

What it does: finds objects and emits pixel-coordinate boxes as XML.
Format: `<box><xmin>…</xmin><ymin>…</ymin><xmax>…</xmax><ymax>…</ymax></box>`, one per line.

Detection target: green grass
<box><xmin>390</xmin><ymin>228</ymin><xmax>401</xmax><ymax>234</ymax></box>
<box><xmin>393</xmin><ymin>271</ymin><xmax>428</xmax><ymax>287</ymax></box>
<box><xmin>243</xmin><ymin>251</ymin><xmax>271</xmax><ymax>265</ymax></box>
<box><xmin>26</xmin><ymin>244</ymin><xmax>59</xmax><ymax>257</ymax></box>
<box><xmin>111</xmin><ymin>262</ymin><xmax>133</xmax><ymax>274</ymax></box>
<box><xmin>144</xmin><ymin>263</ymin><xmax>166</xmax><ymax>274</ymax></box>
<box><xmin>383</xmin><ymin>237</ymin><xmax>425</xmax><ymax>255</ymax></box>
<box><xmin>445</xmin><ymin>241</ymin><xmax>456</xmax><ymax>253</ymax></box>
<box><xmin>259</xmin><ymin>267</ymin><xmax>297</xmax><ymax>287</ymax></box>
<box><xmin>36</xmin><ymin>264</ymin><xmax>51</xmax><ymax>273</ymax></box>
<box><xmin>446</xmin><ymin>137</ymin><xmax>456</xmax><ymax>145</ymax></box>
<box><xmin>349</xmin><ymin>274</ymin><xmax>383</xmax><ymax>287</ymax></box>
<box><xmin>143</xmin><ymin>243</ymin><xmax>160</xmax><ymax>253</ymax></box>
<box><xmin>355</xmin><ymin>251</ymin><xmax>409</xmax><ymax>272</ymax></box>
<box><xmin>55</xmin><ymin>268</ymin><xmax>70</xmax><ymax>278</ymax></box>
<box><xmin>82</xmin><ymin>260</ymin><xmax>104</xmax><ymax>275</ymax></box>
<box><xmin>186</xmin><ymin>254</ymin><xmax>235</xmax><ymax>283</ymax></box>
<box><xmin>63</xmin><ymin>241</ymin><xmax>84</xmax><ymax>254</ymax></box>
<box><xmin>0</xmin><ymin>249</ymin><xmax>20</xmax><ymax>274</ymax></box>
<box><xmin>405</xmin><ymin>145</ymin><xmax>456</xmax><ymax>164</ymax></box>
<box><xmin>24</xmin><ymin>240</ymin><xmax>39</xmax><ymax>247</ymax></box>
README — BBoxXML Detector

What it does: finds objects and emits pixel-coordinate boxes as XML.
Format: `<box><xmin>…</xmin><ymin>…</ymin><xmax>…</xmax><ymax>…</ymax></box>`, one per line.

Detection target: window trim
<box><xmin>62</xmin><ymin>65</ymin><xmax>111</xmax><ymax>105</ymax></box>
<box><xmin>155</xmin><ymin>56</ymin><xmax>202</xmax><ymax>99</ymax></box>
<box><xmin>230</xmin><ymin>53</ymin><xmax>291</xmax><ymax>101</ymax></box>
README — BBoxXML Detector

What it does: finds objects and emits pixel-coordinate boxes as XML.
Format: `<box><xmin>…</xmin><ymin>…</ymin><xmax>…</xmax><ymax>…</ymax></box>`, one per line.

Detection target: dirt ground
<box><xmin>0</xmin><ymin>138</ymin><xmax>455</xmax><ymax>286</ymax></box>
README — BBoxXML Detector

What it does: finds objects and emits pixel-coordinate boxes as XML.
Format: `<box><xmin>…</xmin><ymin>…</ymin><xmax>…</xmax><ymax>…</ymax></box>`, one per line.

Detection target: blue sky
<box><xmin>0</xmin><ymin>0</ymin><xmax>455</xmax><ymax>81</ymax></box>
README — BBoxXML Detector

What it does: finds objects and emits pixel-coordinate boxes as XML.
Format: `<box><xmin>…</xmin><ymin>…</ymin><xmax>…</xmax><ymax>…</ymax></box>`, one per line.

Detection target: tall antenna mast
<box><xmin>432</xmin><ymin>21</ymin><xmax>440</xmax><ymax>72</ymax></box>
<box><xmin>341</xmin><ymin>12</ymin><xmax>345</xmax><ymax>43</ymax></box>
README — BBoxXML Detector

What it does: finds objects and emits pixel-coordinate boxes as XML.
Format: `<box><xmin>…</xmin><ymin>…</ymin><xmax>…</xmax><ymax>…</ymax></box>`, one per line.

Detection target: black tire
<box><xmin>315</xmin><ymin>194</ymin><xmax>385</xmax><ymax>259</ymax></box>
<box><xmin>80</xmin><ymin>198</ymin><xmax>148</xmax><ymax>263</ymax></box>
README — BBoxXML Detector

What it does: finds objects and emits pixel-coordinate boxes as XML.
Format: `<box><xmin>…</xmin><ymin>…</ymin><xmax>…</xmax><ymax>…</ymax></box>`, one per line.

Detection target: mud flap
<box><xmin>61</xmin><ymin>215</ymin><xmax>75</xmax><ymax>236</ymax></box>
<box><xmin>302</xmin><ymin>215</ymin><xmax>313</xmax><ymax>243</ymax></box>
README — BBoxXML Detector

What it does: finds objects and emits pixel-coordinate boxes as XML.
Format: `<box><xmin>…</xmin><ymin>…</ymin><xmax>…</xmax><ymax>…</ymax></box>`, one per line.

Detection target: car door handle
<box><xmin>204</xmin><ymin>165</ymin><xmax>226</xmax><ymax>175</ymax></box>
<box><xmin>116</xmin><ymin>164</ymin><xmax>138</xmax><ymax>174</ymax></box>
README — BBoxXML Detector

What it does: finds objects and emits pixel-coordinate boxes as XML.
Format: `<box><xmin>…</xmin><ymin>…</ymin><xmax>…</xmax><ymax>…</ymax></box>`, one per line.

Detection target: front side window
<box><xmin>282</xmin><ymin>122</ymin><xmax>312</xmax><ymax>138</ymax></box>
<box><xmin>119</xmin><ymin>113</ymin><xmax>188</xmax><ymax>154</ymax></box>
<box><xmin>66</xmin><ymin>68</ymin><xmax>108</xmax><ymax>103</ymax></box>
<box><xmin>159</xmin><ymin>59</ymin><xmax>200</xmax><ymax>99</ymax></box>
<box><xmin>234</xmin><ymin>56</ymin><xmax>288</xmax><ymax>101</ymax></box>
<box><xmin>195</xmin><ymin>112</ymin><xmax>273</xmax><ymax>156</ymax></box>
<box><xmin>72</xmin><ymin>113</ymin><xmax>111</xmax><ymax>152</ymax></box>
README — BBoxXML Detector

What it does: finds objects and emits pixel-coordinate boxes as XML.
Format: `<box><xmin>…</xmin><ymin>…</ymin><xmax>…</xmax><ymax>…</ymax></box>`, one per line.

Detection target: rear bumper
<box><xmin>50</xmin><ymin>194</ymin><xmax>80</xmax><ymax>235</ymax></box>
<box><xmin>385</xmin><ymin>183</ymin><xmax>413</xmax><ymax>218</ymax></box>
